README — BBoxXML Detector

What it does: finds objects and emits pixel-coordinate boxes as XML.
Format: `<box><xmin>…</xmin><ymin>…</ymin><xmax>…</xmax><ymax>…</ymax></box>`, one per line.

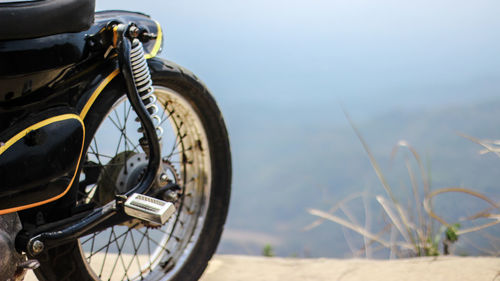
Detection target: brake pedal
<box><xmin>124</xmin><ymin>193</ymin><xmax>176</xmax><ymax>225</ymax></box>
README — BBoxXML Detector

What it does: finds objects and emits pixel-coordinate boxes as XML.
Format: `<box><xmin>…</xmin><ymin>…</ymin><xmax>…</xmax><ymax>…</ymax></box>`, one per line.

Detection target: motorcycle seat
<box><xmin>0</xmin><ymin>0</ymin><xmax>95</xmax><ymax>41</ymax></box>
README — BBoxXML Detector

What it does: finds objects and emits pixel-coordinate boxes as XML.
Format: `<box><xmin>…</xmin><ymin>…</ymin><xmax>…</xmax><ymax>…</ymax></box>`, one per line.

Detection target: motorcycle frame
<box><xmin>0</xmin><ymin>11</ymin><xmax>165</xmax><ymax>254</ymax></box>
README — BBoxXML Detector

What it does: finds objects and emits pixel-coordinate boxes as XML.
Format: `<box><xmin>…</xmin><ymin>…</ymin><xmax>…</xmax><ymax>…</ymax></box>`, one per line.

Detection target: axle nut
<box><xmin>32</xmin><ymin>240</ymin><xmax>44</xmax><ymax>255</ymax></box>
<box><xmin>159</xmin><ymin>173</ymin><xmax>169</xmax><ymax>185</ymax></box>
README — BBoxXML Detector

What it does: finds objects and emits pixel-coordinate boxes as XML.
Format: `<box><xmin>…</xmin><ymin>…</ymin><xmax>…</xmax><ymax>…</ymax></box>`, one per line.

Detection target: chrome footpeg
<box><xmin>124</xmin><ymin>193</ymin><xmax>176</xmax><ymax>225</ymax></box>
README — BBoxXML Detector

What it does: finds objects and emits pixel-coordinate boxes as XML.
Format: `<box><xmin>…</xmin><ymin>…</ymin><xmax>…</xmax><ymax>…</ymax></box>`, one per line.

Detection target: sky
<box><xmin>97</xmin><ymin>0</ymin><xmax>500</xmax><ymax>120</ymax></box>
<box><xmin>95</xmin><ymin>0</ymin><xmax>500</xmax><ymax>256</ymax></box>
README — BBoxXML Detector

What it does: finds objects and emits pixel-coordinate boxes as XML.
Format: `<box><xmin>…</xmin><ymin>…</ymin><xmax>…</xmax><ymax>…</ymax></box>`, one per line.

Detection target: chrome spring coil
<box><xmin>130</xmin><ymin>38</ymin><xmax>163</xmax><ymax>138</ymax></box>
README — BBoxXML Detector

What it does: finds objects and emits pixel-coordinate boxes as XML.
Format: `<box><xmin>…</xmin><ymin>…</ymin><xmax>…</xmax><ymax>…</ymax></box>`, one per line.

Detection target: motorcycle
<box><xmin>0</xmin><ymin>1</ymin><xmax>232</xmax><ymax>280</ymax></box>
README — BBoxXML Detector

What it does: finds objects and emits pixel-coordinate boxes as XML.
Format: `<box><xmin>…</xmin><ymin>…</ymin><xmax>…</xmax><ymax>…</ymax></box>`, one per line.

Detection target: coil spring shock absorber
<box><xmin>129</xmin><ymin>38</ymin><xmax>163</xmax><ymax>140</ymax></box>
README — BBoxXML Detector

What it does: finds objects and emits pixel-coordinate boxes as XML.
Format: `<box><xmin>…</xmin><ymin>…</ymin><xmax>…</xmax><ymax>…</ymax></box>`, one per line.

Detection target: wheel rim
<box><xmin>78</xmin><ymin>86</ymin><xmax>212</xmax><ymax>281</ymax></box>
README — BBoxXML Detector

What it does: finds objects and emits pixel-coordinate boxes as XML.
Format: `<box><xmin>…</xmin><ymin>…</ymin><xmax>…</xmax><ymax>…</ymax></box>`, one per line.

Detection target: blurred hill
<box><xmin>219</xmin><ymin>98</ymin><xmax>500</xmax><ymax>257</ymax></box>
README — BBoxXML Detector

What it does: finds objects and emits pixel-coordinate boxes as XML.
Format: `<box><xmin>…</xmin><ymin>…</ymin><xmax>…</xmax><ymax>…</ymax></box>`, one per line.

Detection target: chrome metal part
<box><xmin>114</xmin><ymin>153</ymin><xmax>148</xmax><ymax>194</ymax></box>
<box><xmin>18</xmin><ymin>259</ymin><xmax>40</xmax><ymax>270</ymax></box>
<box><xmin>31</xmin><ymin>240</ymin><xmax>44</xmax><ymax>255</ymax></box>
<box><xmin>13</xmin><ymin>259</ymin><xmax>40</xmax><ymax>281</ymax></box>
<box><xmin>159</xmin><ymin>173</ymin><xmax>169</xmax><ymax>185</ymax></box>
<box><xmin>130</xmin><ymin>38</ymin><xmax>163</xmax><ymax>139</ymax></box>
<box><xmin>128</xmin><ymin>26</ymin><xmax>140</xmax><ymax>38</ymax></box>
<box><xmin>124</xmin><ymin>193</ymin><xmax>176</xmax><ymax>225</ymax></box>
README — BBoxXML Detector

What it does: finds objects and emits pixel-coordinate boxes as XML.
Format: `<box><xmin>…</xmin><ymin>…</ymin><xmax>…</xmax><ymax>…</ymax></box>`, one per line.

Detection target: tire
<box><xmin>34</xmin><ymin>58</ymin><xmax>232</xmax><ymax>281</ymax></box>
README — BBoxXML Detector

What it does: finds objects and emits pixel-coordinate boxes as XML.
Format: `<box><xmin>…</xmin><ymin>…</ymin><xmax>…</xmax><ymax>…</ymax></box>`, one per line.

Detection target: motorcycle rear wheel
<box><xmin>34</xmin><ymin>59</ymin><xmax>231</xmax><ymax>281</ymax></box>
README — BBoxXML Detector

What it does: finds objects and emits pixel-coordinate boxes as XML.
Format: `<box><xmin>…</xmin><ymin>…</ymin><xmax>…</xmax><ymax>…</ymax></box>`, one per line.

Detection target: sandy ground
<box><xmin>24</xmin><ymin>255</ymin><xmax>500</xmax><ymax>281</ymax></box>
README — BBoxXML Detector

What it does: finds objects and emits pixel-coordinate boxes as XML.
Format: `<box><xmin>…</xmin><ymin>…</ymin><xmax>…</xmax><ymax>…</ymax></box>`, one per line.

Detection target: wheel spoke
<box><xmin>81</xmin><ymin>231</ymin><xmax>99</xmax><ymax>246</ymax></box>
<box><xmin>87</xmin><ymin>151</ymin><xmax>115</xmax><ymax>159</ymax></box>
<box><xmin>158</xmin><ymin>106</ymin><xmax>175</xmax><ymax>127</ymax></box>
<box><xmin>89</xmin><ymin>139</ymin><xmax>102</xmax><ymax>166</ymax></box>
<box><xmin>108</xmin><ymin>114</ymin><xmax>123</xmax><ymax>133</ymax></box>
<box><xmin>87</xmin><ymin>227</ymin><xmax>133</xmax><ymax>259</ymax></box>
<box><xmin>135</xmin><ymin>228</ymin><xmax>171</xmax><ymax>255</ymax></box>
<box><xmin>121</xmin><ymin>230</ymin><xmax>148</xmax><ymax>280</ymax></box>
<box><xmin>124</xmin><ymin>101</ymin><xmax>133</xmax><ymax>125</ymax></box>
<box><xmin>168</xmin><ymin>135</ymin><xmax>184</xmax><ymax>158</ymax></box>
<box><xmin>98</xmin><ymin>229</ymin><xmax>114</xmax><ymax>278</ymax></box>
<box><xmin>145</xmin><ymin>228</ymin><xmax>153</xmax><ymax>273</ymax></box>
<box><xmin>78</xmin><ymin>87</ymin><xmax>213</xmax><ymax>280</ymax></box>
<box><xmin>123</xmin><ymin>133</ymin><xmax>141</xmax><ymax>153</ymax></box>
<box><xmin>159</xmin><ymin>101</ymin><xmax>168</xmax><ymax>122</ymax></box>
<box><xmin>109</xmin><ymin>227</ymin><xmax>132</xmax><ymax>281</ymax></box>
<box><xmin>113</xmin><ymin>131</ymin><xmax>124</xmax><ymax>158</ymax></box>
<box><xmin>113</xmin><ymin>109</ymin><xmax>123</xmax><ymax>130</ymax></box>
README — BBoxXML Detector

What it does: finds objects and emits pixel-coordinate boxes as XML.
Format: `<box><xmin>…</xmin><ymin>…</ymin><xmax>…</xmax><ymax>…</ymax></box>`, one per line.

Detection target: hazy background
<box><xmin>97</xmin><ymin>1</ymin><xmax>500</xmax><ymax>257</ymax></box>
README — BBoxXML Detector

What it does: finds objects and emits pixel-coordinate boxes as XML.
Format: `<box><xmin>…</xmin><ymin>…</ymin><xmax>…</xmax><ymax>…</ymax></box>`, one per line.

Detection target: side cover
<box><xmin>0</xmin><ymin>109</ymin><xmax>84</xmax><ymax>214</ymax></box>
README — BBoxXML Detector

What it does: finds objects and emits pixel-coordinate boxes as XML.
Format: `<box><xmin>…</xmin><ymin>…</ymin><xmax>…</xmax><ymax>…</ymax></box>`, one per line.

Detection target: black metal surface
<box><xmin>0</xmin><ymin>11</ymin><xmax>161</xmax><ymax>212</ymax></box>
<box><xmin>15</xmin><ymin>201</ymin><xmax>137</xmax><ymax>254</ymax></box>
<box><xmin>25</xmin><ymin>201</ymin><xmax>117</xmax><ymax>256</ymax></box>
<box><xmin>0</xmin><ymin>110</ymin><xmax>84</xmax><ymax>210</ymax></box>
<box><xmin>0</xmin><ymin>0</ymin><xmax>95</xmax><ymax>40</ymax></box>
<box><xmin>14</xmin><ymin>22</ymin><xmax>163</xmax><ymax>255</ymax></box>
<box><xmin>95</xmin><ymin>10</ymin><xmax>161</xmax><ymax>55</ymax></box>
<box><xmin>0</xmin><ymin>10</ymin><xmax>160</xmax><ymax>107</ymax></box>
<box><xmin>0</xmin><ymin>9</ymin><xmax>165</xmax><ymax>258</ymax></box>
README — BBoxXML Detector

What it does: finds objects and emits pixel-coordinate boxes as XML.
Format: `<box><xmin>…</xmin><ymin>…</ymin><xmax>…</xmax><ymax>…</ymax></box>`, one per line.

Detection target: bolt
<box><xmin>31</xmin><ymin>240</ymin><xmax>44</xmax><ymax>255</ymax></box>
<box><xmin>129</xmin><ymin>26</ymin><xmax>140</xmax><ymax>38</ymax></box>
<box><xmin>159</xmin><ymin>173</ymin><xmax>169</xmax><ymax>185</ymax></box>
<box><xmin>165</xmin><ymin>190</ymin><xmax>179</xmax><ymax>202</ymax></box>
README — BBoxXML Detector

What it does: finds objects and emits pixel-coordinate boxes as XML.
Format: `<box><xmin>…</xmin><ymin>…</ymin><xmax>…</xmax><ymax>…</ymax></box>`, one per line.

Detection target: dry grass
<box><xmin>305</xmin><ymin>112</ymin><xmax>500</xmax><ymax>258</ymax></box>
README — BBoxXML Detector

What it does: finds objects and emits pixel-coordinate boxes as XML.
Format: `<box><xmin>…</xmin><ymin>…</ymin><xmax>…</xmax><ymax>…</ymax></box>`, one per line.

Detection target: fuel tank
<box><xmin>0</xmin><ymin>109</ymin><xmax>84</xmax><ymax>214</ymax></box>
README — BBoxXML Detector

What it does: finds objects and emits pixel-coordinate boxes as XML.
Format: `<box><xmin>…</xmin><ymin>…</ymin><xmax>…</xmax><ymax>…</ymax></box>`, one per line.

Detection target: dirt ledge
<box><xmin>23</xmin><ymin>255</ymin><xmax>499</xmax><ymax>281</ymax></box>
<box><xmin>200</xmin><ymin>255</ymin><xmax>500</xmax><ymax>281</ymax></box>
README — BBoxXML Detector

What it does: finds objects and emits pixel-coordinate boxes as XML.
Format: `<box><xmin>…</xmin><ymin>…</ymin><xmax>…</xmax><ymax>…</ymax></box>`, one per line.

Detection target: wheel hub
<box><xmin>96</xmin><ymin>151</ymin><xmax>140</xmax><ymax>204</ymax></box>
<box><xmin>115</xmin><ymin>153</ymin><xmax>149</xmax><ymax>194</ymax></box>
<box><xmin>95</xmin><ymin>151</ymin><xmax>183</xmax><ymax>229</ymax></box>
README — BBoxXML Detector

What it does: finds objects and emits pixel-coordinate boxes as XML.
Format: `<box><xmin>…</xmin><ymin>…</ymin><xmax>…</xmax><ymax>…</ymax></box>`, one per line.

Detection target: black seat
<box><xmin>0</xmin><ymin>0</ymin><xmax>95</xmax><ymax>41</ymax></box>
